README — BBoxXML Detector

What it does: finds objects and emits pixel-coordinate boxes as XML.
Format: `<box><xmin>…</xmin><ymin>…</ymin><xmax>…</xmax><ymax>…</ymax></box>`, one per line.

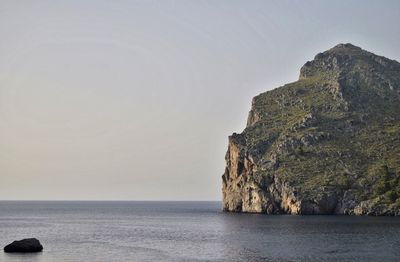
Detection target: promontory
<box><xmin>222</xmin><ymin>43</ymin><xmax>400</xmax><ymax>215</ymax></box>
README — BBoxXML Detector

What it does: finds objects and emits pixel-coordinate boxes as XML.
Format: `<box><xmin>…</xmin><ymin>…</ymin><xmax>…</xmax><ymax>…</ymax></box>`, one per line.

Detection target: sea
<box><xmin>0</xmin><ymin>201</ymin><xmax>399</xmax><ymax>262</ymax></box>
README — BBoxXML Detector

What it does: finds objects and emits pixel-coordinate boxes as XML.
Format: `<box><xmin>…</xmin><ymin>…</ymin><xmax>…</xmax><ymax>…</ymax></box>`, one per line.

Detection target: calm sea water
<box><xmin>0</xmin><ymin>201</ymin><xmax>399</xmax><ymax>262</ymax></box>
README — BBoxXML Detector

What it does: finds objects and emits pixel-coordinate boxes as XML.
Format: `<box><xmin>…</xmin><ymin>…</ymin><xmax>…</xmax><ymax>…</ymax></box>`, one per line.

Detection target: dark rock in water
<box><xmin>4</xmin><ymin>238</ymin><xmax>43</xmax><ymax>253</ymax></box>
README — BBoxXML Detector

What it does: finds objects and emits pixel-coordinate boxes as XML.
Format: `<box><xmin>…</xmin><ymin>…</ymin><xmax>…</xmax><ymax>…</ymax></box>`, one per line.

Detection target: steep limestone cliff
<box><xmin>222</xmin><ymin>44</ymin><xmax>400</xmax><ymax>215</ymax></box>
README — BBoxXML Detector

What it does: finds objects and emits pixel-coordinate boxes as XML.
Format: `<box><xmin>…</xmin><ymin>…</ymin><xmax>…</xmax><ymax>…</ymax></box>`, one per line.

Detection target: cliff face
<box><xmin>222</xmin><ymin>44</ymin><xmax>400</xmax><ymax>215</ymax></box>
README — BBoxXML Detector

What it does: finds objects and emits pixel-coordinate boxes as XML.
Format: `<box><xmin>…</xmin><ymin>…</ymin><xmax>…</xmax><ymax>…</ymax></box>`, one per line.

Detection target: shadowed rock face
<box><xmin>4</xmin><ymin>238</ymin><xmax>43</xmax><ymax>253</ymax></box>
<box><xmin>222</xmin><ymin>43</ymin><xmax>400</xmax><ymax>215</ymax></box>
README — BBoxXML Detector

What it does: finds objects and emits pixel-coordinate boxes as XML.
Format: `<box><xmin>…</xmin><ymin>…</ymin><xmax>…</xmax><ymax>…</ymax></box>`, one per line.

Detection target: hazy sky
<box><xmin>0</xmin><ymin>0</ymin><xmax>399</xmax><ymax>200</ymax></box>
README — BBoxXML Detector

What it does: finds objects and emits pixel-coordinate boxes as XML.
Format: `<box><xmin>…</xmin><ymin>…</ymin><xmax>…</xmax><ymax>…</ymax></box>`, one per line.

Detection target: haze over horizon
<box><xmin>1</xmin><ymin>0</ymin><xmax>399</xmax><ymax>200</ymax></box>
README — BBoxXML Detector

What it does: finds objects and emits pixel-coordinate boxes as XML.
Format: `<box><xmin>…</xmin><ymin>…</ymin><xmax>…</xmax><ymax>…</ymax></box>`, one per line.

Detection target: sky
<box><xmin>0</xmin><ymin>0</ymin><xmax>399</xmax><ymax>200</ymax></box>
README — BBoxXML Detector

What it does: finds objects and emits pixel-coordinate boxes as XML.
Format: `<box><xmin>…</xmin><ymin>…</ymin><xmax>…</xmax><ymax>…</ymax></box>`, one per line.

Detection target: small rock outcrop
<box><xmin>222</xmin><ymin>43</ymin><xmax>400</xmax><ymax>215</ymax></box>
<box><xmin>4</xmin><ymin>238</ymin><xmax>43</xmax><ymax>253</ymax></box>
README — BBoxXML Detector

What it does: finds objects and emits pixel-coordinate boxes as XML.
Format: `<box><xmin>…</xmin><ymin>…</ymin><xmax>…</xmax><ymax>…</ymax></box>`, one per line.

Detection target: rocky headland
<box><xmin>222</xmin><ymin>43</ymin><xmax>400</xmax><ymax>215</ymax></box>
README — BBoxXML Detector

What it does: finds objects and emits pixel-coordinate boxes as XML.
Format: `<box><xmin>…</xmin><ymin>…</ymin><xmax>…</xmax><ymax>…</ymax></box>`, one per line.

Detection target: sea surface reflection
<box><xmin>0</xmin><ymin>201</ymin><xmax>399</xmax><ymax>261</ymax></box>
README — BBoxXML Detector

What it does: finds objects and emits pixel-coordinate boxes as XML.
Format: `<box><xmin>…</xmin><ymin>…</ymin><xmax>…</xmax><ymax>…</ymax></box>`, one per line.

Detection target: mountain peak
<box><xmin>331</xmin><ymin>43</ymin><xmax>362</xmax><ymax>51</ymax></box>
<box><xmin>299</xmin><ymin>43</ymin><xmax>399</xmax><ymax>80</ymax></box>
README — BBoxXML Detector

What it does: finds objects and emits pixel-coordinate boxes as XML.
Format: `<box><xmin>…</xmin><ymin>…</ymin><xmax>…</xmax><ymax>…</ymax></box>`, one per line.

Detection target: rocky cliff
<box><xmin>222</xmin><ymin>43</ymin><xmax>400</xmax><ymax>215</ymax></box>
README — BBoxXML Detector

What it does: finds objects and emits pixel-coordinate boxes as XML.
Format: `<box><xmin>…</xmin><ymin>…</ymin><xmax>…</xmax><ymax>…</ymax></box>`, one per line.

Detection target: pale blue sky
<box><xmin>0</xmin><ymin>0</ymin><xmax>399</xmax><ymax>200</ymax></box>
